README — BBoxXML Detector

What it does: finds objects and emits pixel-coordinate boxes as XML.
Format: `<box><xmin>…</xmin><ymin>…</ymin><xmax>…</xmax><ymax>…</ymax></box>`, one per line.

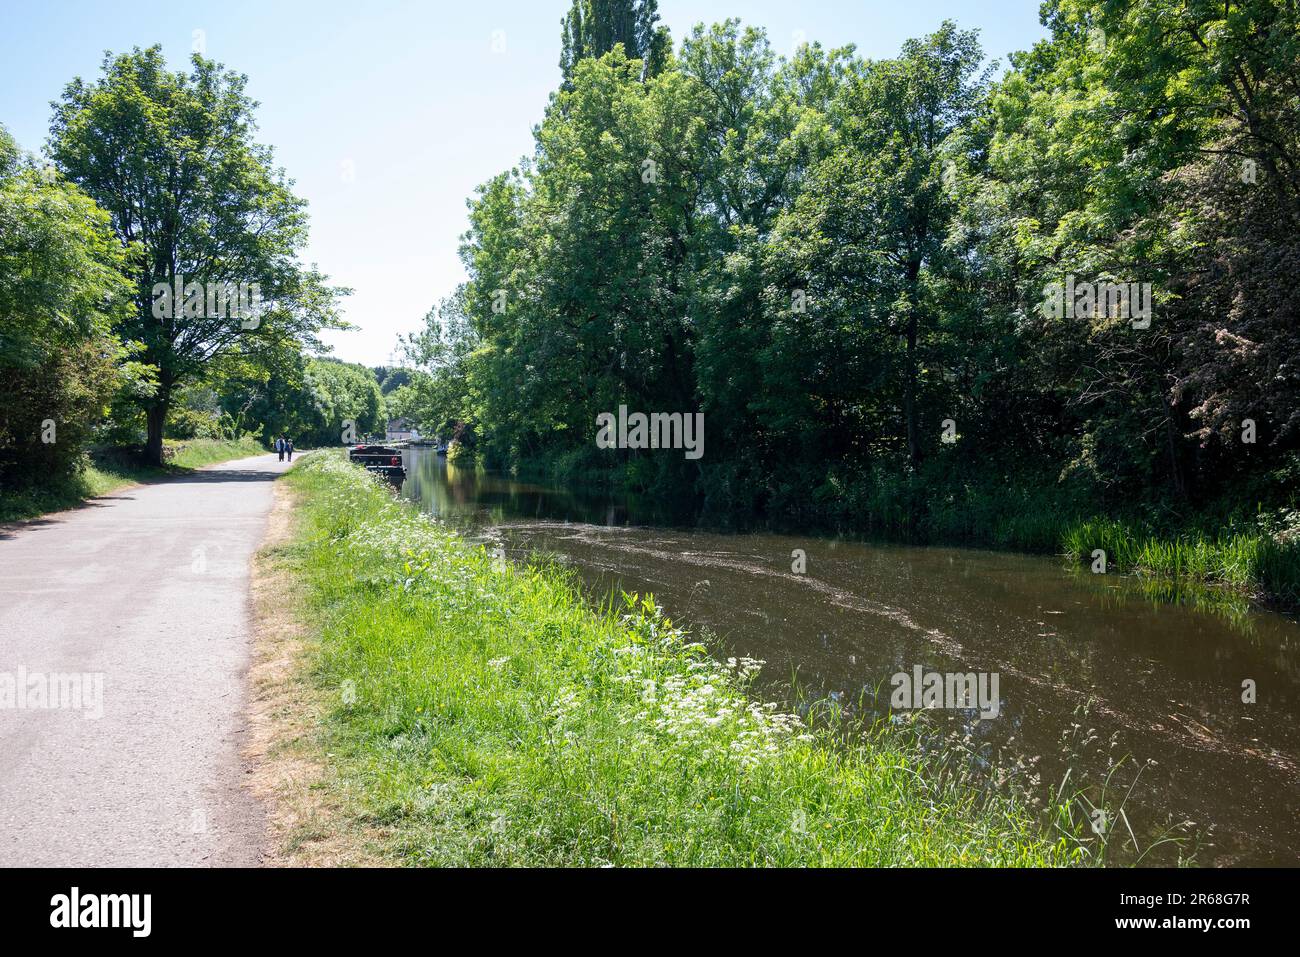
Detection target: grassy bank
<box><xmin>0</xmin><ymin>436</ymin><xmax>265</xmax><ymax>522</ymax></box>
<box><xmin>279</xmin><ymin>451</ymin><xmax>1085</xmax><ymax>866</ymax></box>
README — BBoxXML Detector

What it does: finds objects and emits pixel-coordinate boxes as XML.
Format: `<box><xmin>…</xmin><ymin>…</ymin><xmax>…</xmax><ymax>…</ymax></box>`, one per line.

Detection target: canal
<box><xmin>400</xmin><ymin>448</ymin><xmax>1300</xmax><ymax>866</ymax></box>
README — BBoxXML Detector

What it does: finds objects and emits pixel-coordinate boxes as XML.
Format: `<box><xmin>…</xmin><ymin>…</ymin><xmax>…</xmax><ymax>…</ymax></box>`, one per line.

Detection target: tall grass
<box><xmin>282</xmin><ymin>452</ymin><xmax>1085</xmax><ymax>866</ymax></box>
<box><xmin>1061</xmin><ymin>518</ymin><xmax>1300</xmax><ymax>605</ymax></box>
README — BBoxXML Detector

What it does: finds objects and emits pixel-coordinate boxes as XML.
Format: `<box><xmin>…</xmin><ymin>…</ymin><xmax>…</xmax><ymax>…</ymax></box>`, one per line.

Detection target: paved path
<box><xmin>0</xmin><ymin>453</ymin><xmax>292</xmax><ymax>866</ymax></box>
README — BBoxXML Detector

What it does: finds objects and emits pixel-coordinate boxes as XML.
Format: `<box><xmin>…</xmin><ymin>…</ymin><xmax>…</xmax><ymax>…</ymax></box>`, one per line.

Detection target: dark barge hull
<box><xmin>347</xmin><ymin>445</ymin><xmax>407</xmax><ymax>484</ymax></box>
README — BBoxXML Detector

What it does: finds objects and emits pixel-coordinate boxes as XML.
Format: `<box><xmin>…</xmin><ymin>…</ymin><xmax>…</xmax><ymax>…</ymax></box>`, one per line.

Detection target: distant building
<box><xmin>385</xmin><ymin>418</ymin><xmax>420</xmax><ymax>442</ymax></box>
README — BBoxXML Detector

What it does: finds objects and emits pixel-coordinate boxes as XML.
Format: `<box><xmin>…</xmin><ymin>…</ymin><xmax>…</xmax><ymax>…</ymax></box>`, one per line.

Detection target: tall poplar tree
<box><xmin>560</xmin><ymin>0</ymin><xmax>670</xmax><ymax>83</ymax></box>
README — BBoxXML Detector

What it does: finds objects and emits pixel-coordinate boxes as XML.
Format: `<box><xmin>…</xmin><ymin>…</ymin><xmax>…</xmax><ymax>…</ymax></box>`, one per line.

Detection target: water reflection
<box><xmin>401</xmin><ymin>449</ymin><xmax>1300</xmax><ymax>866</ymax></box>
<box><xmin>405</xmin><ymin>456</ymin><xmax>689</xmax><ymax>531</ymax></box>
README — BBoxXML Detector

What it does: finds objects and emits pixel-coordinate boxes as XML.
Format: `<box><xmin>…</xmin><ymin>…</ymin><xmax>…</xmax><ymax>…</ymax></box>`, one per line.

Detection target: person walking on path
<box><xmin>275</xmin><ymin>435</ymin><xmax>285</xmax><ymax>461</ymax></box>
<box><xmin>286</xmin><ymin>437</ymin><xmax>294</xmax><ymax>462</ymax></box>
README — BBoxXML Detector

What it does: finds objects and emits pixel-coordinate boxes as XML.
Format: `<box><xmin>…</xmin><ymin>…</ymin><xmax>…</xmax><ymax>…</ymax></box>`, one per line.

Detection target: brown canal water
<box><xmin>400</xmin><ymin>449</ymin><xmax>1300</xmax><ymax>866</ymax></box>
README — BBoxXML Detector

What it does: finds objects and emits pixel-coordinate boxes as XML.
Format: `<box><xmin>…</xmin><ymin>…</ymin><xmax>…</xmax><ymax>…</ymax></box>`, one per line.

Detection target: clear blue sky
<box><xmin>0</xmin><ymin>0</ymin><xmax>1048</xmax><ymax>366</ymax></box>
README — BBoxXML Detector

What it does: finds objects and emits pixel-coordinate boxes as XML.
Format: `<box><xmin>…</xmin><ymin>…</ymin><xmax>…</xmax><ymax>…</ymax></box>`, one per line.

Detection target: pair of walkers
<box><xmin>275</xmin><ymin>436</ymin><xmax>294</xmax><ymax>462</ymax></box>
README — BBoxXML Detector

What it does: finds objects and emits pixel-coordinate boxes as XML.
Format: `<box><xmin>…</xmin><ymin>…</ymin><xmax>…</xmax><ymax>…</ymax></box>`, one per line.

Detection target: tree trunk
<box><xmin>904</xmin><ymin>312</ymin><xmax>919</xmax><ymax>469</ymax></box>
<box><xmin>145</xmin><ymin>394</ymin><xmax>170</xmax><ymax>466</ymax></box>
<box><xmin>1162</xmin><ymin>395</ymin><xmax>1186</xmax><ymax>498</ymax></box>
<box><xmin>904</xmin><ymin>255</ymin><xmax>922</xmax><ymax>470</ymax></box>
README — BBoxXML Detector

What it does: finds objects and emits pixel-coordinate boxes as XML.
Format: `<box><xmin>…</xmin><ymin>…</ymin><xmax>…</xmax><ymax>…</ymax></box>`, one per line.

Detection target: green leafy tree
<box><xmin>771</xmin><ymin>22</ymin><xmax>989</xmax><ymax>471</ymax></box>
<box><xmin>0</xmin><ymin>123</ymin><xmax>135</xmax><ymax>488</ymax></box>
<box><xmin>298</xmin><ymin>358</ymin><xmax>385</xmax><ymax>446</ymax></box>
<box><xmin>395</xmin><ymin>292</ymin><xmax>477</xmax><ymax>438</ymax></box>
<box><xmin>437</xmin><ymin>4</ymin><xmax>1300</xmax><ymax>539</ymax></box>
<box><xmin>982</xmin><ymin>0</ymin><xmax>1300</xmax><ymax>502</ymax></box>
<box><xmin>48</xmin><ymin>46</ymin><xmax>348</xmax><ymax>464</ymax></box>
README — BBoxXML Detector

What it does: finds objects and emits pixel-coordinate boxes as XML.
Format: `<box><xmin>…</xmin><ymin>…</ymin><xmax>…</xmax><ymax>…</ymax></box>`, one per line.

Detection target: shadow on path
<box><xmin>169</xmin><ymin>467</ymin><xmax>284</xmax><ymax>484</ymax></box>
<box><xmin>0</xmin><ymin>459</ymin><xmax>286</xmax><ymax>539</ymax></box>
